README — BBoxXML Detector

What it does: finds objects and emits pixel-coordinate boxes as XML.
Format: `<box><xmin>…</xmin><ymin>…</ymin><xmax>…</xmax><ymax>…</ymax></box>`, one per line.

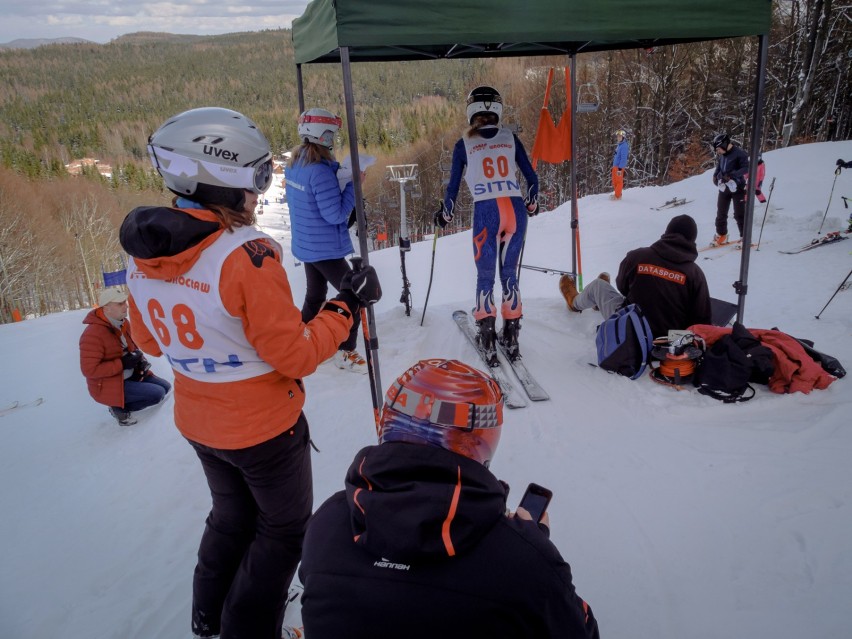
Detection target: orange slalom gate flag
<box><xmin>531</xmin><ymin>67</ymin><xmax>572</xmax><ymax>169</ymax></box>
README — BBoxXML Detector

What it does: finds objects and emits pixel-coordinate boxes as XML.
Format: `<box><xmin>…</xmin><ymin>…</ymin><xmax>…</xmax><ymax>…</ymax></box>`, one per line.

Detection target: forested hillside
<box><xmin>0</xmin><ymin>0</ymin><xmax>849</xmax><ymax>322</ymax></box>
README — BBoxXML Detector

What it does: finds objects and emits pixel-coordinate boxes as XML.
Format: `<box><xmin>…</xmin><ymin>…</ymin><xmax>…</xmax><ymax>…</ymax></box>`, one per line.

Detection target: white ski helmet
<box><xmin>298</xmin><ymin>108</ymin><xmax>342</xmax><ymax>148</ymax></box>
<box><xmin>466</xmin><ymin>86</ymin><xmax>503</xmax><ymax>125</ymax></box>
<box><xmin>147</xmin><ymin>107</ymin><xmax>274</xmax><ymax>204</ymax></box>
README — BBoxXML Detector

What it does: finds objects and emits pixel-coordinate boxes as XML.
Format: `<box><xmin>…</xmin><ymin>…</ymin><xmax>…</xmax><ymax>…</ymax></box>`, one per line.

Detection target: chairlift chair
<box><xmin>577</xmin><ymin>83</ymin><xmax>600</xmax><ymax>113</ymax></box>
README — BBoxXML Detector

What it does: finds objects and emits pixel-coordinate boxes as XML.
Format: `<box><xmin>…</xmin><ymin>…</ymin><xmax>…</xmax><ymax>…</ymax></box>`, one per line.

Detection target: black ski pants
<box><xmin>715</xmin><ymin>187</ymin><xmax>746</xmax><ymax>237</ymax></box>
<box><xmin>301</xmin><ymin>258</ymin><xmax>360</xmax><ymax>351</ymax></box>
<box><xmin>188</xmin><ymin>413</ymin><xmax>313</xmax><ymax>639</ymax></box>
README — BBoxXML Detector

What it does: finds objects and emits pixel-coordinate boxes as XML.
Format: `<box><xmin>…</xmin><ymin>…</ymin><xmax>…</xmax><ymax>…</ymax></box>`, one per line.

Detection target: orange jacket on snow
<box><xmin>689</xmin><ymin>324</ymin><xmax>837</xmax><ymax>394</ymax></box>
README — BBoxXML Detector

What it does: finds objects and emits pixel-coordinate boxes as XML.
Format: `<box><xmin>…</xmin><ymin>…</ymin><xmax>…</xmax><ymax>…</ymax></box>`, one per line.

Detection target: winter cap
<box><xmin>98</xmin><ymin>287</ymin><xmax>128</xmax><ymax>306</ymax></box>
<box><xmin>665</xmin><ymin>214</ymin><xmax>698</xmax><ymax>243</ymax></box>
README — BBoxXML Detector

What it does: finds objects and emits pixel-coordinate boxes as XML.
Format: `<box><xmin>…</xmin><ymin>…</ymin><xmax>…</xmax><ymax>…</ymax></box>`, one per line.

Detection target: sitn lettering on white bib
<box><xmin>127</xmin><ymin>225</ymin><xmax>282</xmax><ymax>383</ymax></box>
<box><xmin>462</xmin><ymin>127</ymin><xmax>522</xmax><ymax>202</ymax></box>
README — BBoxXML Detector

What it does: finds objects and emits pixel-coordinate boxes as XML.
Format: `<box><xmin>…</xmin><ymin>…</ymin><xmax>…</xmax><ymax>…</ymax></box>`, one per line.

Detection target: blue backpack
<box><xmin>595</xmin><ymin>303</ymin><xmax>654</xmax><ymax>380</ymax></box>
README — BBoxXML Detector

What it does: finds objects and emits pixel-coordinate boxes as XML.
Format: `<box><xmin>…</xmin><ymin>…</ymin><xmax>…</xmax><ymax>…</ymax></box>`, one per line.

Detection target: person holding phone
<box><xmin>298</xmin><ymin>359</ymin><xmax>600</xmax><ymax>639</ymax></box>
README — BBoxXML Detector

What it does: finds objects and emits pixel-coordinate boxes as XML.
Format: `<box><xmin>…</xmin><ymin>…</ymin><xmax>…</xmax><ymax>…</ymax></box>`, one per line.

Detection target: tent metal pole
<box><xmin>735</xmin><ymin>33</ymin><xmax>769</xmax><ymax>324</ymax></box>
<box><xmin>340</xmin><ymin>46</ymin><xmax>384</xmax><ymax>422</ymax></box>
<box><xmin>296</xmin><ymin>64</ymin><xmax>305</xmax><ymax>113</ymax></box>
<box><xmin>569</xmin><ymin>54</ymin><xmax>578</xmax><ymax>282</ymax></box>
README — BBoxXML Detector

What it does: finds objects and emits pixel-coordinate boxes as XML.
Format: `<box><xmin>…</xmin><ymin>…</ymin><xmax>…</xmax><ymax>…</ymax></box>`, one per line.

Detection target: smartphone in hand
<box><xmin>518</xmin><ymin>482</ymin><xmax>553</xmax><ymax>523</ymax></box>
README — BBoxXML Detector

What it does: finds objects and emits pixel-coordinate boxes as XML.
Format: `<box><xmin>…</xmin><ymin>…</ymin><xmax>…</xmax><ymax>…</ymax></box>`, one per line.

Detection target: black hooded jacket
<box><xmin>616</xmin><ymin>232</ymin><xmax>711</xmax><ymax>338</ymax></box>
<box><xmin>712</xmin><ymin>144</ymin><xmax>750</xmax><ymax>188</ymax></box>
<box><xmin>299</xmin><ymin>442</ymin><xmax>599</xmax><ymax>639</ymax></box>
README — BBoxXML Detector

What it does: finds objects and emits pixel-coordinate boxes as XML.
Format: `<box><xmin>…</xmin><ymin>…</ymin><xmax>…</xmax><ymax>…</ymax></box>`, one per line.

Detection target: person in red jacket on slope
<box><xmin>79</xmin><ymin>286</ymin><xmax>171</xmax><ymax>426</ymax></box>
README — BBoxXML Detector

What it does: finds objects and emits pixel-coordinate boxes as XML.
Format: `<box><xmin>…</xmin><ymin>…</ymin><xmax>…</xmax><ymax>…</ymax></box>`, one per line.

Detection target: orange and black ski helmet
<box><xmin>379</xmin><ymin>359</ymin><xmax>504</xmax><ymax>467</ymax></box>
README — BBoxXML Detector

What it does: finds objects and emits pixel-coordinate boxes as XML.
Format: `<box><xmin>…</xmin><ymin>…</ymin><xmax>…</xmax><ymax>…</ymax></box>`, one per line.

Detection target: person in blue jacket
<box><xmin>709</xmin><ymin>132</ymin><xmax>749</xmax><ymax>247</ymax></box>
<box><xmin>435</xmin><ymin>86</ymin><xmax>539</xmax><ymax>365</ymax></box>
<box><xmin>611</xmin><ymin>129</ymin><xmax>629</xmax><ymax>200</ymax></box>
<box><xmin>286</xmin><ymin>108</ymin><xmax>365</xmax><ymax>373</ymax></box>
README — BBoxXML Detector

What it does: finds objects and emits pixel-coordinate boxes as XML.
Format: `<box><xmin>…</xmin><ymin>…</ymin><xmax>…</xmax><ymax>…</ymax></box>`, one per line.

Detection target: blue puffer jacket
<box><xmin>286</xmin><ymin>159</ymin><xmax>356</xmax><ymax>262</ymax></box>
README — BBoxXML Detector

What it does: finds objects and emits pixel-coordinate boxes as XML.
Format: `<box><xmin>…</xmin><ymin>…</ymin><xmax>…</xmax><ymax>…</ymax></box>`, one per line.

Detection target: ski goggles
<box><xmin>149</xmin><ymin>145</ymin><xmax>274</xmax><ymax>194</ymax></box>
<box><xmin>383</xmin><ymin>379</ymin><xmax>503</xmax><ymax>432</ymax></box>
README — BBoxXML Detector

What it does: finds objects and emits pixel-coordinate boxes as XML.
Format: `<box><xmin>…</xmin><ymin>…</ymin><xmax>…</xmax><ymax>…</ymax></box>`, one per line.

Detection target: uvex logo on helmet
<box><xmin>203</xmin><ymin>145</ymin><xmax>240</xmax><ymax>163</ymax></box>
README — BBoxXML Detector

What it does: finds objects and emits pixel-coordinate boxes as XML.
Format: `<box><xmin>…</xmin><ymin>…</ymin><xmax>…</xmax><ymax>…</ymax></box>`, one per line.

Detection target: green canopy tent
<box><xmin>291</xmin><ymin>0</ymin><xmax>773</xmax><ymax>410</ymax></box>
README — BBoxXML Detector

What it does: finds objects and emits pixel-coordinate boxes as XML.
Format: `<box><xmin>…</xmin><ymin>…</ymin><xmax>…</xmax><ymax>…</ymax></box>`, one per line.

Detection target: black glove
<box><xmin>347</xmin><ymin>207</ymin><xmax>358</xmax><ymax>229</ymax></box>
<box><xmin>433</xmin><ymin>201</ymin><xmax>453</xmax><ymax>228</ymax></box>
<box><xmin>525</xmin><ymin>194</ymin><xmax>540</xmax><ymax>217</ymax></box>
<box><xmin>136</xmin><ymin>356</ymin><xmax>152</xmax><ymax>375</ymax></box>
<box><xmin>121</xmin><ymin>350</ymin><xmax>143</xmax><ymax>370</ymax></box>
<box><xmin>340</xmin><ymin>261</ymin><xmax>382</xmax><ymax>306</ymax></box>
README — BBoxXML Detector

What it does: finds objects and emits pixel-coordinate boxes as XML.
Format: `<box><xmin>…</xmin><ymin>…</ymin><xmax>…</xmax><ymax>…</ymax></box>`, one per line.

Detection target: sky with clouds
<box><xmin>0</xmin><ymin>0</ymin><xmax>312</xmax><ymax>44</ymax></box>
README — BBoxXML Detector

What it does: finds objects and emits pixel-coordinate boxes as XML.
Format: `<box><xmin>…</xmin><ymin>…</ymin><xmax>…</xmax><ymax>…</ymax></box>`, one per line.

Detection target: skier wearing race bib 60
<box><xmin>435</xmin><ymin>86</ymin><xmax>539</xmax><ymax>366</ymax></box>
<box><xmin>119</xmin><ymin>107</ymin><xmax>381</xmax><ymax>639</ymax></box>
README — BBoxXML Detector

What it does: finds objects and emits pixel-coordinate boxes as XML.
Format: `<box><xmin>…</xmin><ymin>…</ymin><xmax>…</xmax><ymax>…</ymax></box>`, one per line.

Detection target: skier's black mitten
<box><xmin>340</xmin><ymin>264</ymin><xmax>382</xmax><ymax>306</ymax></box>
<box><xmin>837</xmin><ymin>159</ymin><xmax>852</xmax><ymax>169</ymax></box>
<box><xmin>121</xmin><ymin>350</ymin><xmax>143</xmax><ymax>370</ymax></box>
<box><xmin>433</xmin><ymin>201</ymin><xmax>453</xmax><ymax>228</ymax></box>
<box><xmin>330</xmin><ymin>289</ymin><xmax>361</xmax><ymax>317</ymax></box>
<box><xmin>347</xmin><ymin>207</ymin><xmax>358</xmax><ymax>228</ymax></box>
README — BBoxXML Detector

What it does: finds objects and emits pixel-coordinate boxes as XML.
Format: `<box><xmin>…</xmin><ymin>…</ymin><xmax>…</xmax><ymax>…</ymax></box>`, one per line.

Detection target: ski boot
<box><xmin>709</xmin><ymin>233</ymin><xmax>728</xmax><ymax>248</ymax></box>
<box><xmin>109</xmin><ymin>407</ymin><xmax>137</xmax><ymax>426</ymax></box>
<box><xmin>499</xmin><ymin>318</ymin><xmax>522</xmax><ymax>362</ymax></box>
<box><xmin>475</xmin><ymin>316</ymin><xmax>499</xmax><ymax>367</ymax></box>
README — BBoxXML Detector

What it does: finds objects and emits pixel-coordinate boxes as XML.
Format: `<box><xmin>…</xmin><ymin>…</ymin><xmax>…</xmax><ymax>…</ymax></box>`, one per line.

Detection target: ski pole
<box><xmin>817</xmin><ymin>166</ymin><xmax>841</xmax><ymax>235</ymax></box>
<box><xmin>419</xmin><ymin>229</ymin><xmax>439</xmax><ymax>326</ymax></box>
<box><xmin>755</xmin><ymin>176</ymin><xmax>775</xmax><ymax>250</ymax></box>
<box><xmin>350</xmin><ymin>256</ymin><xmax>382</xmax><ymax>434</ymax></box>
<box><xmin>815</xmin><ymin>267</ymin><xmax>852</xmax><ymax>320</ymax></box>
<box><xmin>519</xmin><ymin>264</ymin><xmax>573</xmax><ymax>275</ymax></box>
<box><xmin>516</xmin><ymin>225</ymin><xmax>528</xmax><ymax>287</ymax></box>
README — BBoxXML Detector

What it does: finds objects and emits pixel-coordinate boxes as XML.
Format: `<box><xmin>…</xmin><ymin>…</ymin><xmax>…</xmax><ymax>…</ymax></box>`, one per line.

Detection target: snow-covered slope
<box><xmin>1</xmin><ymin>141</ymin><xmax>850</xmax><ymax>639</ymax></box>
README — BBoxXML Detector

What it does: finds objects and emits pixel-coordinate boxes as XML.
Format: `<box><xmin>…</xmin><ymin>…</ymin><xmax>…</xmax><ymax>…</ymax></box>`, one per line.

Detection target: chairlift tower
<box><xmin>387</xmin><ymin>164</ymin><xmax>419</xmax><ymax>316</ymax></box>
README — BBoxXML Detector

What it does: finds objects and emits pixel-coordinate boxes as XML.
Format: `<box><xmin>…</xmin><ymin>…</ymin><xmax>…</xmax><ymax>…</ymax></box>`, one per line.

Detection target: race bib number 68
<box><xmin>147</xmin><ymin>299</ymin><xmax>205</xmax><ymax>349</ymax></box>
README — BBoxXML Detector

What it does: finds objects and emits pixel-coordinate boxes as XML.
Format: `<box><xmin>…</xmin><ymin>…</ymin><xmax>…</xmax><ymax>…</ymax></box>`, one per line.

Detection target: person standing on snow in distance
<box><xmin>709</xmin><ymin>132</ymin><xmax>749</xmax><ymax>247</ymax></box>
<box><xmin>298</xmin><ymin>358</ymin><xmax>600</xmax><ymax>639</ymax></box>
<box><xmin>610</xmin><ymin>129</ymin><xmax>629</xmax><ymax>200</ymax></box>
<box><xmin>286</xmin><ymin>108</ymin><xmax>367</xmax><ymax>374</ymax></box>
<box><xmin>435</xmin><ymin>86</ymin><xmax>539</xmax><ymax>365</ymax></box>
<box><xmin>118</xmin><ymin>107</ymin><xmax>381</xmax><ymax>639</ymax></box>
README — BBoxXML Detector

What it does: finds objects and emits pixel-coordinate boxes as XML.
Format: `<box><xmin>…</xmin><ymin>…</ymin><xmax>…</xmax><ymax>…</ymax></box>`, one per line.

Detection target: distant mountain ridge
<box><xmin>0</xmin><ymin>37</ymin><xmax>94</xmax><ymax>50</ymax></box>
<box><xmin>0</xmin><ymin>32</ymin><xmax>224</xmax><ymax>50</ymax></box>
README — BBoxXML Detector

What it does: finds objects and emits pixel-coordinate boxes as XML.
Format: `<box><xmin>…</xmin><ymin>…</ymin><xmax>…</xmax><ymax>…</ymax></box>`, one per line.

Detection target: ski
<box><xmin>651</xmin><ymin>198</ymin><xmax>693</xmax><ymax>211</ymax></box>
<box><xmin>495</xmin><ymin>342</ymin><xmax>550</xmax><ymax>401</ymax></box>
<box><xmin>452</xmin><ymin>310</ymin><xmax>527</xmax><ymax>409</ymax></box>
<box><xmin>778</xmin><ymin>231</ymin><xmax>848</xmax><ymax>254</ymax></box>
<box><xmin>699</xmin><ymin>238</ymin><xmax>746</xmax><ymax>252</ymax></box>
<box><xmin>702</xmin><ymin>242</ymin><xmax>758</xmax><ymax>259</ymax></box>
<box><xmin>0</xmin><ymin>397</ymin><xmax>44</xmax><ymax>417</ymax></box>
